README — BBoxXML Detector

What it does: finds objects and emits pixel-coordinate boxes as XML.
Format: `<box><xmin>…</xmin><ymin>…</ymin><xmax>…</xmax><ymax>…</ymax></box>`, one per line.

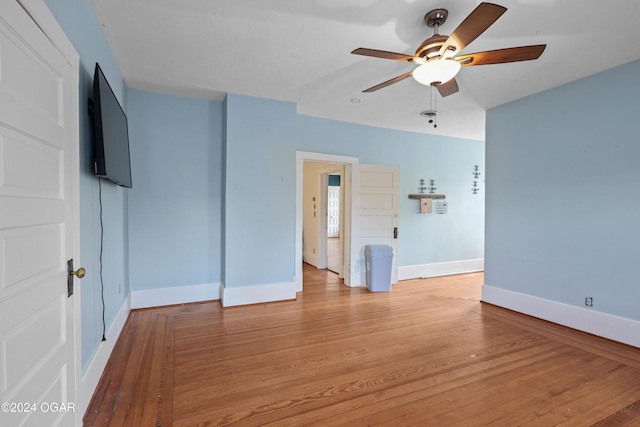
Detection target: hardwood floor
<box><xmin>84</xmin><ymin>265</ymin><xmax>640</xmax><ymax>426</ymax></box>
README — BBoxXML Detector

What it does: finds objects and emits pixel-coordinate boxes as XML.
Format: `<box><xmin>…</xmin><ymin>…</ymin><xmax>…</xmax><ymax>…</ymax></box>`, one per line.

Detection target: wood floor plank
<box><xmin>398</xmin><ymin>358</ymin><xmax>624</xmax><ymax>425</ymax></box>
<box><xmin>438</xmin><ymin>354</ymin><xmax>622</xmax><ymax>426</ymax></box>
<box><xmin>123</xmin><ymin>314</ymin><xmax>164</xmax><ymax>426</ymax></box>
<box><xmin>286</xmin><ymin>341</ymin><xmax>574</xmax><ymax>426</ymax></box>
<box><xmin>323</xmin><ymin>343</ymin><xmax>606</xmax><ymax>426</ymax></box>
<box><xmin>590</xmin><ymin>399</ymin><xmax>640</xmax><ymax>426</ymax></box>
<box><xmin>84</xmin><ymin>312</ymin><xmax>144</xmax><ymax>427</ymax></box>
<box><xmin>148</xmin><ymin>315</ymin><xmax>176</xmax><ymax>427</ymax></box>
<box><xmin>480</xmin><ymin>302</ymin><xmax>640</xmax><ymax>370</ymax></box>
<box><xmin>107</xmin><ymin>311</ymin><xmax>157</xmax><ymax>426</ymax></box>
<box><xmin>84</xmin><ymin>265</ymin><xmax>640</xmax><ymax>426</ymax></box>
<box><xmin>516</xmin><ymin>365</ymin><xmax>640</xmax><ymax>426</ymax></box>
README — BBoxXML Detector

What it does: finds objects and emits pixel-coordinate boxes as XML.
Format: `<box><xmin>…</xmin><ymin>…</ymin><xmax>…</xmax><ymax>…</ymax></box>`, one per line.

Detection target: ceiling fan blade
<box><xmin>440</xmin><ymin>3</ymin><xmax>507</xmax><ymax>57</ymax></box>
<box><xmin>456</xmin><ymin>45</ymin><xmax>546</xmax><ymax>66</ymax></box>
<box><xmin>352</xmin><ymin>48</ymin><xmax>415</xmax><ymax>62</ymax></box>
<box><xmin>362</xmin><ymin>71</ymin><xmax>414</xmax><ymax>92</ymax></box>
<box><xmin>437</xmin><ymin>78</ymin><xmax>459</xmax><ymax>97</ymax></box>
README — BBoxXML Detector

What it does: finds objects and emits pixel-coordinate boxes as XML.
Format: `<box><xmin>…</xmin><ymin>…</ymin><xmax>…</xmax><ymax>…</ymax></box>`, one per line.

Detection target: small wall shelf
<box><xmin>408</xmin><ymin>194</ymin><xmax>446</xmax><ymax>200</ymax></box>
<box><xmin>409</xmin><ymin>194</ymin><xmax>446</xmax><ymax>214</ymax></box>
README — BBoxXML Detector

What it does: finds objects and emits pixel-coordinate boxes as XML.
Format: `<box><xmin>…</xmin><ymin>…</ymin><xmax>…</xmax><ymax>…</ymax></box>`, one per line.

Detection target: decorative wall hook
<box><xmin>471</xmin><ymin>165</ymin><xmax>481</xmax><ymax>194</ymax></box>
<box><xmin>418</xmin><ymin>179</ymin><xmax>427</xmax><ymax>194</ymax></box>
<box><xmin>428</xmin><ymin>179</ymin><xmax>437</xmax><ymax>194</ymax></box>
<box><xmin>473</xmin><ymin>165</ymin><xmax>481</xmax><ymax>179</ymax></box>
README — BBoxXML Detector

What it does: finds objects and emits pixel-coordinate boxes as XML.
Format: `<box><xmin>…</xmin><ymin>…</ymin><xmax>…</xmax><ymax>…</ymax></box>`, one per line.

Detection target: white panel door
<box><xmin>0</xmin><ymin>1</ymin><xmax>80</xmax><ymax>426</ymax></box>
<box><xmin>351</xmin><ymin>164</ymin><xmax>399</xmax><ymax>286</ymax></box>
<box><xmin>327</xmin><ymin>186</ymin><xmax>340</xmax><ymax>237</ymax></box>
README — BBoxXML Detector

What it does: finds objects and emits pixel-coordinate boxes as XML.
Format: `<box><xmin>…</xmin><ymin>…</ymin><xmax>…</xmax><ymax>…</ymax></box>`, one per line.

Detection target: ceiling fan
<box><xmin>352</xmin><ymin>2</ymin><xmax>546</xmax><ymax>97</ymax></box>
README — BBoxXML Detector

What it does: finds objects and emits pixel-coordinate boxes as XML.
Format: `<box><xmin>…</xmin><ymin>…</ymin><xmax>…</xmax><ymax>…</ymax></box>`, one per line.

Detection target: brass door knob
<box><xmin>70</xmin><ymin>267</ymin><xmax>85</xmax><ymax>279</ymax></box>
<box><xmin>66</xmin><ymin>259</ymin><xmax>85</xmax><ymax>297</ymax></box>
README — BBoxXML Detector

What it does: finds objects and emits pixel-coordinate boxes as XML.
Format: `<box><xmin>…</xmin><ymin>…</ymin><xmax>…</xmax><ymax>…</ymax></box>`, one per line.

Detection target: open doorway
<box><xmin>295</xmin><ymin>152</ymin><xmax>400</xmax><ymax>292</ymax></box>
<box><xmin>295</xmin><ymin>152</ymin><xmax>359</xmax><ymax>292</ymax></box>
<box><xmin>326</xmin><ymin>173</ymin><xmax>341</xmax><ymax>274</ymax></box>
<box><xmin>317</xmin><ymin>167</ymin><xmax>344</xmax><ymax>276</ymax></box>
<box><xmin>302</xmin><ymin>162</ymin><xmax>344</xmax><ymax>275</ymax></box>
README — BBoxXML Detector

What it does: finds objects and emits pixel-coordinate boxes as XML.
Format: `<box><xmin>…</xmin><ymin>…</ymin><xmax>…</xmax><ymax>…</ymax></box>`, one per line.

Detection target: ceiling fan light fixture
<box><xmin>412</xmin><ymin>59</ymin><xmax>461</xmax><ymax>86</ymax></box>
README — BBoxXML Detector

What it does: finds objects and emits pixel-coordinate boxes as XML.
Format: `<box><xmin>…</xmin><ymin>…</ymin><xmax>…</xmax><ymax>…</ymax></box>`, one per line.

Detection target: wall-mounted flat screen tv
<box><xmin>92</xmin><ymin>63</ymin><xmax>132</xmax><ymax>188</ymax></box>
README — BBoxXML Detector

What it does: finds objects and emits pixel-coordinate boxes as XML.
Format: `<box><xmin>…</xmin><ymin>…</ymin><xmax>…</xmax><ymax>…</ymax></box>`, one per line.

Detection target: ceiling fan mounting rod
<box><xmin>424</xmin><ymin>8</ymin><xmax>448</xmax><ymax>30</ymax></box>
<box><xmin>416</xmin><ymin>8</ymin><xmax>450</xmax><ymax>60</ymax></box>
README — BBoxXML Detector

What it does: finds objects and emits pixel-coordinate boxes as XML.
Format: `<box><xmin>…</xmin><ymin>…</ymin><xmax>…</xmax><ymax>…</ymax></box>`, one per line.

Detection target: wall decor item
<box><xmin>428</xmin><ymin>179</ymin><xmax>437</xmax><ymax>194</ymax></box>
<box><xmin>420</xmin><ymin>198</ymin><xmax>433</xmax><ymax>213</ymax></box>
<box><xmin>472</xmin><ymin>165</ymin><xmax>481</xmax><ymax>194</ymax></box>
<box><xmin>418</xmin><ymin>178</ymin><xmax>427</xmax><ymax>194</ymax></box>
<box><xmin>435</xmin><ymin>200</ymin><xmax>448</xmax><ymax>214</ymax></box>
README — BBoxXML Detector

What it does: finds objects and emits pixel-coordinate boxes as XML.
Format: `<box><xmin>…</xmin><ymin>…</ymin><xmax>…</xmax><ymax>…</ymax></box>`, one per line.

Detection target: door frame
<box><xmin>295</xmin><ymin>151</ymin><xmax>359</xmax><ymax>291</ymax></box>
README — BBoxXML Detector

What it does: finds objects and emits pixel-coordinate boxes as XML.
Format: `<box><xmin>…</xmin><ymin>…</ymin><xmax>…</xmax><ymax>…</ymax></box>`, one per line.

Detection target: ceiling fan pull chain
<box><xmin>425</xmin><ymin>86</ymin><xmax>437</xmax><ymax>129</ymax></box>
<box><xmin>432</xmin><ymin>86</ymin><xmax>438</xmax><ymax>128</ymax></box>
<box><xmin>424</xmin><ymin>86</ymin><xmax>438</xmax><ymax>129</ymax></box>
<box><xmin>429</xmin><ymin>87</ymin><xmax>433</xmax><ymax>123</ymax></box>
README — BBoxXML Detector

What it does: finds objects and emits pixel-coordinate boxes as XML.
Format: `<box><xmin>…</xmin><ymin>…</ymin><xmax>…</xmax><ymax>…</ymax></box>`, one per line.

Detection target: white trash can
<box><xmin>365</xmin><ymin>245</ymin><xmax>393</xmax><ymax>292</ymax></box>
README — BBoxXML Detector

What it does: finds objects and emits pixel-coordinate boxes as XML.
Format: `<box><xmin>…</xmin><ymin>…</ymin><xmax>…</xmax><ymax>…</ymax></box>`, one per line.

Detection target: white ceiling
<box><xmin>91</xmin><ymin>0</ymin><xmax>640</xmax><ymax>141</ymax></box>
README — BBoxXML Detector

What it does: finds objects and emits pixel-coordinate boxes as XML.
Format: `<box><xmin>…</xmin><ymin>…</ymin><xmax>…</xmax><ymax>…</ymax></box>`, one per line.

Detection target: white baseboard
<box><xmin>221</xmin><ymin>281</ymin><xmax>297</xmax><ymax>307</ymax></box>
<box><xmin>398</xmin><ymin>258</ymin><xmax>484</xmax><ymax>281</ymax></box>
<box><xmin>130</xmin><ymin>282</ymin><xmax>221</xmax><ymax>309</ymax></box>
<box><xmin>482</xmin><ymin>285</ymin><xmax>640</xmax><ymax>348</ymax></box>
<box><xmin>76</xmin><ymin>294</ymin><xmax>130</xmax><ymax>425</ymax></box>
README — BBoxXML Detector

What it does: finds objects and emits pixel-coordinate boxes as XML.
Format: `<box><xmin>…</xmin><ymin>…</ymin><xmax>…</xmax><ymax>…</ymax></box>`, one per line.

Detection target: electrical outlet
<box><xmin>585</xmin><ymin>297</ymin><xmax>593</xmax><ymax>307</ymax></box>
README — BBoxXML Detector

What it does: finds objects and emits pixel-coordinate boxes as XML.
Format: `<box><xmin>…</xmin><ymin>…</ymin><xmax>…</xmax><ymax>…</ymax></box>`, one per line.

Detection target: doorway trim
<box><xmin>295</xmin><ymin>151</ymin><xmax>358</xmax><ymax>292</ymax></box>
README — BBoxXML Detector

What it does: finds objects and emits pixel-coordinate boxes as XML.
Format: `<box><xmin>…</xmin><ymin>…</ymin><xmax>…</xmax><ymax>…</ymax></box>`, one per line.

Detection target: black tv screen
<box><xmin>92</xmin><ymin>63</ymin><xmax>132</xmax><ymax>188</ymax></box>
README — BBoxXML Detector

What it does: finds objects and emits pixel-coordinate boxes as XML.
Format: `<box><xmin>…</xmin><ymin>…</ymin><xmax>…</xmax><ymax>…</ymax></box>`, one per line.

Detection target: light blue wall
<box><xmin>297</xmin><ymin>115</ymin><xmax>485</xmax><ymax>267</ymax></box>
<box><xmin>44</xmin><ymin>0</ymin><xmax>129</xmax><ymax>371</ymax></box>
<box><xmin>485</xmin><ymin>59</ymin><xmax>640</xmax><ymax>321</ymax></box>
<box><xmin>127</xmin><ymin>90</ymin><xmax>223</xmax><ymax>290</ymax></box>
<box><xmin>221</xmin><ymin>94</ymin><xmax>484</xmax><ymax>290</ymax></box>
<box><xmin>223</xmin><ymin>95</ymin><xmax>297</xmax><ymax>287</ymax></box>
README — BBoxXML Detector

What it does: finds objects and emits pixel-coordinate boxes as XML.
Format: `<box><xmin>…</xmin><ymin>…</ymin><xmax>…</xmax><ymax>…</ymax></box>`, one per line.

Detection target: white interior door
<box><xmin>327</xmin><ymin>186</ymin><xmax>340</xmax><ymax>237</ymax></box>
<box><xmin>350</xmin><ymin>164</ymin><xmax>400</xmax><ymax>286</ymax></box>
<box><xmin>0</xmin><ymin>1</ymin><xmax>80</xmax><ymax>426</ymax></box>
